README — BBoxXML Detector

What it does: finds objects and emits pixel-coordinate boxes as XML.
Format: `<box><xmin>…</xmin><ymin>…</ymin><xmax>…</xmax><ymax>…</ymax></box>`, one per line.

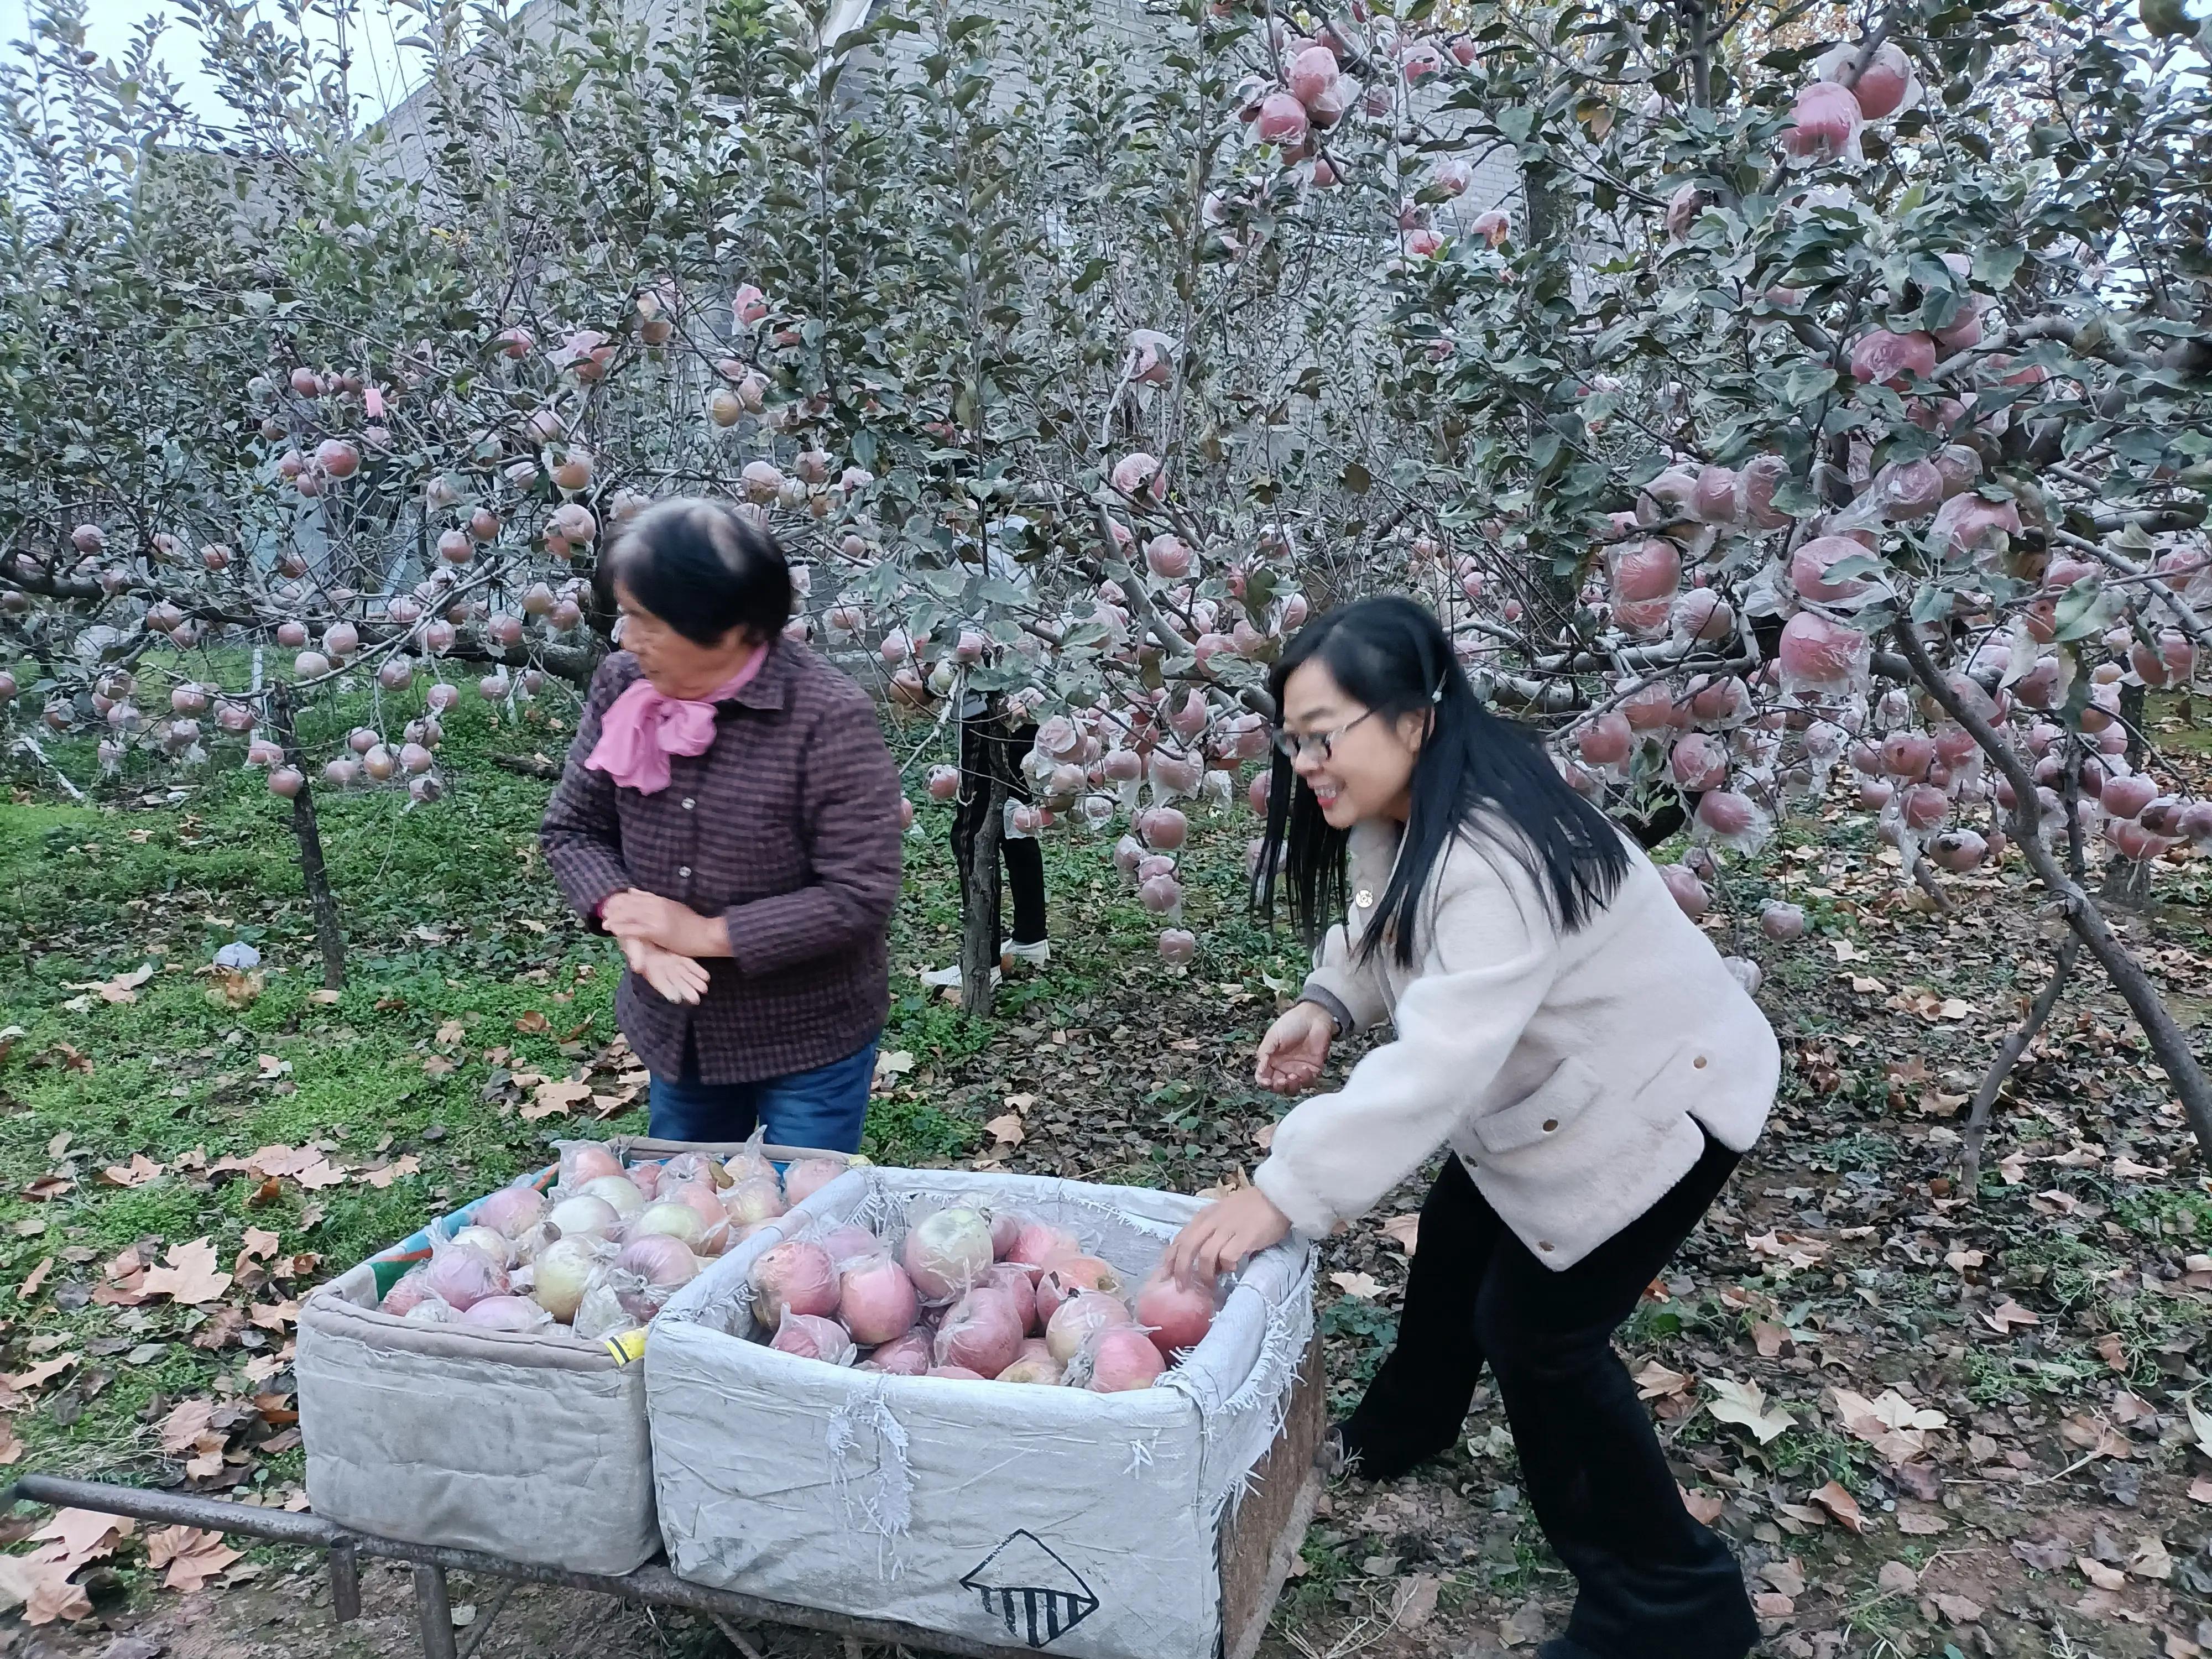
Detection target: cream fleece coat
<box><xmin>1252</xmin><ymin>816</ymin><xmax>1778</xmax><ymax>1270</ymax></box>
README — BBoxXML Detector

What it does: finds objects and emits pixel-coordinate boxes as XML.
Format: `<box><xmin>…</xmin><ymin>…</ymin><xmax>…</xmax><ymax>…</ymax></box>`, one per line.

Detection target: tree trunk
<box><xmin>269</xmin><ymin>686</ymin><xmax>347</xmax><ymax>991</ymax></box>
<box><xmin>952</xmin><ymin>712</ymin><xmax>1010</xmax><ymax>1019</ymax></box>
<box><xmin>1893</xmin><ymin>623</ymin><xmax>2212</xmax><ymax>1166</ymax></box>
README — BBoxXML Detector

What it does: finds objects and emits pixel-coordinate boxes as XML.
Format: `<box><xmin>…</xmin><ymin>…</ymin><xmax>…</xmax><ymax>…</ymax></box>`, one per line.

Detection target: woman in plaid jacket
<box><xmin>540</xmin><ymin>498</ymin><xmax>903</xmax><ymax>1154</ymax></box>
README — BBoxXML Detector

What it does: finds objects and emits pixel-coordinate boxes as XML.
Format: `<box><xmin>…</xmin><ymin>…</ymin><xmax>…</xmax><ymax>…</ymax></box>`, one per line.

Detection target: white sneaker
<box><xmin>1004</xmin><ymin>940</ymin><xmax>1051</xmax><ymax>966</ymax></box>
<box><xmin>919</xmin><ymin>963</ymin><xmax>1001</xmax><ymax>989</ymax></box>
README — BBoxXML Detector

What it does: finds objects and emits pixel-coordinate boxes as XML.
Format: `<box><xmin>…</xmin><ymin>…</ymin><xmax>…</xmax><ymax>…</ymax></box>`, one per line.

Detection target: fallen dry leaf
<box><xmin>2129</xmin><ymin>1535</ymin><xmax>2173</xmax><ymax>1582</ymax></box>
<box><xmin>98</xmin><ymin>1154</ymin><xmax>164</xmax><ymax>1188</ymax></box>
<box><xmin>1982</xmin><ymin>1298</ymin><xmax>2041</xmax><ymax>1334</ymax></box>
<box><xmin>1378</xmin><ymin>1213</ymin><xmax>1418</xmax><ymax>1255</ymax></box>
<box><xmin>2059</xmin><ymin>1414</ymin><xmax>2132</xmax><ymax>1460</ymax></box>
<box><xmin>158</xmin><ymin>1397</ymin><xmax>216</xmax><ymax>1457</ymax></box>
<box><xmin>1329</xmin><ymin>1271</ymin><xmax>1384</xmax><ymax>1300</ymax></box>
<box><xmin>64</xmin><ymin>962</ymin><xmax>155</xmax><ymax>1005</ymax></box>
<box><xmin>146</xmin><ymin>1525</ymin><xmax>241</xmax><ymax>1592</ymax></box>
<box><xmin>8</xmin><ymin>1354</ymin><xmax>78</xmax><ymax>1393</ymax></box>
<box><xmin>1811</xmin><ymin>1480</ymin><xmax>1865</xmax><ymax>1533</ymax></box>
<box><xmin>1194</xmin><ymin>1167</ymin><xmax>1249</xmax><ymax>1201</ymax></box>
<box><xmin>17</xmin><ymin>1256</ymin><xmax>53</xmax><ymax>1301</ymax></box>
<box><xmin>1877</xmin><ymin>1560</ymin><xmax>1917</xmax><ymax>1594</ymax></box>
<box><xmin>1829</xmin><ymin>1387</ymin><xmax>1947</xmax><ymax>1463</ymax></box>
<box><xmin>1387</xmin><ymin>1573</ymin><xmax>1439</xmax><ymax>1629</ymax></box>
<box><xmin>1895</xmin><ymin>1507</ymin><xmax>1949</xmax><ymax>1536</ymax></box>
<box><xmin>1677</xmin><ymin>1484</ymin><xmax>1725</xmax><ymax>1525</ymax></box>
<box><xmin>29</xmin><ymin>1509</ymin><xmax>133</xmax><ymax>1569</ymax></box>
<box><xmin>1634</xmin><ymin>1360</ymin><xmax>1693</xmax><ymax>1400</ymax></box>
<box><xmin>2185</xmin><ymin>1393</ymin><xmax>2212</xmax><ymax>1458</ymax></box>
<box><xmin>984</xmin><ymin>1113</ymin><xmax>1025</xmax><ymax>1147</ymax></box>
<box><xmin>2188</xmin><ymin>1475</ymin><xmax>2212</xmax><ymax>1505</ymax></box>
<box><xmin>2079</xmin><ymin>1556</ymin><xmax>2126</xmax><ymax>1591</ymax></box>
<box><xmin>1929</xmin><ymin>1592</ymin><xmax>1983</xmax><ymax>1624</ymax></box>
<box><xmin>0</xmin><ymin>1557</ymin><xmax>90</xmax><ymax>1624</ymax></box>
<box><xmin>1760</xmin><ymin>1558</ymin><xmax>1806</xmax><ymax>1598</ymax></box>
<box><xmin>521</xmin><ymin>1078</ymin><xmax>592</xmax><ymax>1121</ymax></box>
<box><xmin>360</xmin><ymin>1155</ymin><xmax>420</xmax><ymax>1191</ymax></box>
<box><xmin>140</xmin><ymin>1238</ymin><xmax>233</xmax><ymax>1306</ymax></box>
<box><xmin>1706</xmin><ymin>1378</ymin><xmax>1794</xmax><ymax>1444</ymax></box>
<box><xmin>248</xmin><ymin>1300</ymin><xmax>300</xmax><ymax>1332</ymax></box>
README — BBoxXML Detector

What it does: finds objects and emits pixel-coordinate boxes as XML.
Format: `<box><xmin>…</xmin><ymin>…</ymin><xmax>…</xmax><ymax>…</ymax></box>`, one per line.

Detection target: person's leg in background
<box><xmin>753</xmin><ymin>1034</ymin><xmax>880</xmax><ymax>1155</ymax></box>
<box><xmin>1473</xmin><ymin>1136</ymin><xmax>1756</xmax><ymax>1659</ymax></box>
<box><xmin>995</xmin><ymin>721</ymin><xmax>1048</xmax><ymax>958</ymax></box>
<box><xmin>646</xmin><ymin>1028</ymin><xmax>763</xmax><ymax>1142</ymax></box>
<box><xmin>1337</xmin><ymin>1152</ymin><xmax>1506</xmax><ymax>1478</ymax></box>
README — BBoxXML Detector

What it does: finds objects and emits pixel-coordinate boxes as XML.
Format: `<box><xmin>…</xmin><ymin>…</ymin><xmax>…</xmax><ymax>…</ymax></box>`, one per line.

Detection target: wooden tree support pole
<box><xmin>1892</xmin><ymin>623</ymin><xmax>2212</xmax><ymax>1167</ymax></box>
<box><xmin>268</xmin><ymin>684</ymin><xmax>347</xmax><ymax>992</ymax></box>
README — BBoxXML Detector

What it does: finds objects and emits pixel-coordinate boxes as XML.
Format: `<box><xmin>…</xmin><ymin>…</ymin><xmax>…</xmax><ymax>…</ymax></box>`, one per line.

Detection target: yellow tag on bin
<box><xmin>604</xmin><ymin>1328</ymin><xmax>648</xmax><ymax>1365</ymax></box>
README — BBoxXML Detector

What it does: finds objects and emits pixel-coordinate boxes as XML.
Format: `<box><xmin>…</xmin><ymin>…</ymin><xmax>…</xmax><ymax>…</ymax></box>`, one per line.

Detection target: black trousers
<box><xmin>953</xmin><ymin>716</ymin><xmax>1046</xmax><ymax>946</ymax></box>
<box><xmin>1343</xmin><ymin>1135</ymin><xmax>1756</xmax><ymax>1659</ymax></box>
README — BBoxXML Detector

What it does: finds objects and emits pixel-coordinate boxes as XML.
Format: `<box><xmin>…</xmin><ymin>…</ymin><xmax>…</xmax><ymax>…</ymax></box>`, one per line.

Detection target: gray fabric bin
<box><xmin>298</xmin><ymin>1138</ymin><xmax>854</xmax><ymax>1573</ymax></box>
<box><xmin>647</xmin><ymin>1167</ymin><xmax>1316</xmax><ymax>1659</ymax></box>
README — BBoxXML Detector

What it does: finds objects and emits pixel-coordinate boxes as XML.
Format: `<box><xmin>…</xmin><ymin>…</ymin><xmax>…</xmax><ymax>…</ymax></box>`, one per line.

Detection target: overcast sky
<box><xmin>68</xmin><ymin>0</ymin><xmax>424</xmax><ymax>127</ymax></box>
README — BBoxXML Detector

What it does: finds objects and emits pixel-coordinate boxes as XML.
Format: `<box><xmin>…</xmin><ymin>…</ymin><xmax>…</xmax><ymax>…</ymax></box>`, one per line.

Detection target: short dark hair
<box><xmin>599</xmin><ymin>497</ymin><xmax>792</xmax><ymax>646</ymax></box>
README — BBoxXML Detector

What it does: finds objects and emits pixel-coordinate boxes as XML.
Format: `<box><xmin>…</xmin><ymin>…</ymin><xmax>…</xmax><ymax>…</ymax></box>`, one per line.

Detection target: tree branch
<box><xmin>1959</xmin><ymin>938</ymin><xmax>2078</xmax><ymax>1188</ymax></box>
<box><xmin>1891</xmin><ymin>620</ymin><xmax>2212</xmax><ymax>1166</ymax></box>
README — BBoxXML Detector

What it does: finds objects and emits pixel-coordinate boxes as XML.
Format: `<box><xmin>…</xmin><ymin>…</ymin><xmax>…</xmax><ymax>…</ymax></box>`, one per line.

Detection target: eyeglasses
<box><xmin>1270</xmin><ymin>709</ymin><xmax>1377</xmax><ymax>763</ymax></box>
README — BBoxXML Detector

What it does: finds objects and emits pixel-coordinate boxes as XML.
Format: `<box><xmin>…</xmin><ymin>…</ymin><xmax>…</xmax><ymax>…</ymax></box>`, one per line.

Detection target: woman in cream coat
<box><xmin>1167</xmin><ymin>596</ymin><xmax>1778</xmax><ymax>1659</ymax></box>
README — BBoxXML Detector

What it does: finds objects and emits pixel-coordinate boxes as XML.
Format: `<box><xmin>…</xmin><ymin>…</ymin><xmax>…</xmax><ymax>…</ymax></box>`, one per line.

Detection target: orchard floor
<box><xmin>0</xmin><ymin>688</ymin><xmax>2208</xmax><ymax>1659</ymax></box>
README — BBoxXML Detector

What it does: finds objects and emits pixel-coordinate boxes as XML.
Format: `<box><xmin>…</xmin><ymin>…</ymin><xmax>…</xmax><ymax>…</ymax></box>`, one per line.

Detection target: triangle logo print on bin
<box><xmin>959</xmin><ymin>1530</ymin><xmax>1100</xmax><ymax>1648</ymax></box>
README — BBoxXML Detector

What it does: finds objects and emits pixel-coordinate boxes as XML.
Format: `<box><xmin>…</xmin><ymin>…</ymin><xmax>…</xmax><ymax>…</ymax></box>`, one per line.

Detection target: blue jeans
<box><xmin>647</xmin><ymin>1031</ymin><xmax>878</xmax><ymax>1155</ymax></box>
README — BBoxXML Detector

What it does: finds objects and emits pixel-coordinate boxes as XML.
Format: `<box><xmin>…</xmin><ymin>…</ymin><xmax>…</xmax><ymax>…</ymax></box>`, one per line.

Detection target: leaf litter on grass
<box><xmin>6</xmin><ymin>739</ymin><xmax>2212</xmax><ymax>1654</ymax></box>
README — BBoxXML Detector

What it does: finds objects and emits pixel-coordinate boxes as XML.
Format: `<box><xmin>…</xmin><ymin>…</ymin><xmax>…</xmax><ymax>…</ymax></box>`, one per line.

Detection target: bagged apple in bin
<box><xmin>773</xmin><ymin>1310</ymin><xmax>857</xmax><ymax>1366</ymax></box>
<box><xmin>608</xmin><ymin>1234</ymin><xmax>700</xmax><ymax>1324</ymax></box>
<box><xmin>901</xmin><ymin>1203</ymin><xmax>995</xmax><ymax>1302</ymax></box>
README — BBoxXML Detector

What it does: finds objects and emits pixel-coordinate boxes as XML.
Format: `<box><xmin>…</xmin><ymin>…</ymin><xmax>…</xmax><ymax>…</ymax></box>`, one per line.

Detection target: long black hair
<box><xmin>1254</xmin><ymin>595</ymin><xmax>1629</xmax><ymax>968</ymax></box>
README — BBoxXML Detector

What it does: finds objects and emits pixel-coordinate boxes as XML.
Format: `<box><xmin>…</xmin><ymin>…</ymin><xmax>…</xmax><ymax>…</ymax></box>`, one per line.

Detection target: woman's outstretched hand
<box><xmin>1255</xmin><ymin>999</ymin><xmax>1334</xmax><ymax>1094</ymax></box>
<box><xmin>620</xmin><ymin>935</ymin><xmax>711</xmax><ymax>1004</ymax></box>
<box><xmin>1164</xmin><ymin>1186</ymin><xmax>1292</xmax><ymax>1286</ymax></box>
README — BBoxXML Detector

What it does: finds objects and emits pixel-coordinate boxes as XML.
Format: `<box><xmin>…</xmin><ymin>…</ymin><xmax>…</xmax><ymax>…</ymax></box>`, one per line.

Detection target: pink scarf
<box><xmin>585</xmin><ymin>649</ymin><xmax>766</xmax><ymax>794</ymax></box>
